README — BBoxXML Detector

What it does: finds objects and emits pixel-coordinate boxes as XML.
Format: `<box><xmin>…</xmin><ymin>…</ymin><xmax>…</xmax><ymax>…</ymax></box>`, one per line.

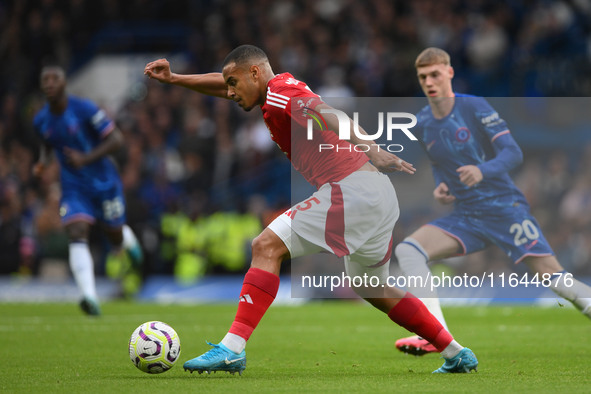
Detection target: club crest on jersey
<box><xmin>455</xmin><ymin>127</ymin><xmax>471</xmax><ymax>142</ymax></box>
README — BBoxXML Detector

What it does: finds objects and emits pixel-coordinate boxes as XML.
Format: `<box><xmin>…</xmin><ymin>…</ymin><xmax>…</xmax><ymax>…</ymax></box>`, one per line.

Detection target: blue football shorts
<box><xmin>59</xmin><ymin>181</ymin><xmax>127</xmax><ymax>228</ymax></box>
<box><xmin>427</xmin><ymin>203</ymin><xmax>554</xmax><ymax>264</ymax></box>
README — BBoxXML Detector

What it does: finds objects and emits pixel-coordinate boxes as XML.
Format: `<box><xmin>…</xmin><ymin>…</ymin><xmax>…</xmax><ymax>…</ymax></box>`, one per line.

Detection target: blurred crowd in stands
<box><xmin>1</xmin><ymin>0</ymin><xmax>591</xmax><ymax>282</ymax></box>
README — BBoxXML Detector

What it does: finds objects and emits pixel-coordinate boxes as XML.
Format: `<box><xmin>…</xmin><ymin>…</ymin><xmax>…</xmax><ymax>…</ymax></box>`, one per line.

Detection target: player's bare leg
<box><xmin>183</xmin><ymin>228</ymin><xmax>286</xmax><ymax>375</ymax></box>
<box><xmin>525</xmin><ymin>255</ymin><xmax>591</xmax><ymax>319</ymax></box>
<box><xmin>394</xmin><ymin>226</ymin><xmax>460</xmax><ymax>355</ymax></box>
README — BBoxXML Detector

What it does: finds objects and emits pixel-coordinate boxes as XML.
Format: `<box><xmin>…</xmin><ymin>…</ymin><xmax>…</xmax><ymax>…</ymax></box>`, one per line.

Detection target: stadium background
<box><xmin>1</xmin><ymin>0</ymin><xmax>591</xmax><ymax>300</ymax></box>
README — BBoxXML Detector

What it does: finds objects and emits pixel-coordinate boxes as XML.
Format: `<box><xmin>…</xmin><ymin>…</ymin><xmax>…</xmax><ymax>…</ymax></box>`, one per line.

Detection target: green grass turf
<box><xmin>1</xmin><ymin>301</ymin><xmax>590</xmax><ymax>393</ymax></box>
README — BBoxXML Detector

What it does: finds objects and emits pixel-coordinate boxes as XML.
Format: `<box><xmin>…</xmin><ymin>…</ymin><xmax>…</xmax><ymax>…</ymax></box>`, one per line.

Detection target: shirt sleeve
<box><xmin>472</xmin><ymin>97</ymin><xmax>509</xmax><ymax>140</ymax></box>
<box><xmin>477</xmin><ymin>132</ymin><xmax>523</xmax><ymax>178</ymax></box>
<box><xmin>472</xmin><ymin>97</ymin><xmax>523</xmax><ymax>178</ymax></box>
<box><xmin>288</xmin><ymin>94</ymin><xmax>324</xmax><ymax>130</ymax></box>
<box><xmin>82</xmin><ymin>99</ymin><xmax>115</xmax><ymax>137</ymax></box>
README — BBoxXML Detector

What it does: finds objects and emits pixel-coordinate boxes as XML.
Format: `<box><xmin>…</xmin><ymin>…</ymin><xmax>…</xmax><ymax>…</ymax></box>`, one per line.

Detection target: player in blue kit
<box><xmin>33</xmin><ymin>65</ymin><xmax>143</xmax><ymax>315</ymax></box>
<box><xmin>394</xmin><ymin>47</ymin><xmax>591</xmax><ymax>355</ymax></box>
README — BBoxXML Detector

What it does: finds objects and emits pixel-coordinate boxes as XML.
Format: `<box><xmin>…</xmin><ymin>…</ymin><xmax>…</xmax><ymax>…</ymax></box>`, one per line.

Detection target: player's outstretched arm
<box><xmin>144</xmin><ymin>58</ymin><xmax>228</xmax><ymax>99</ymax></box>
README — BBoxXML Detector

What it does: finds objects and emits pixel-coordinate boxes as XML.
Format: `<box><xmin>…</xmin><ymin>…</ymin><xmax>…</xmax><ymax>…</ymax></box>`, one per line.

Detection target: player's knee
<box><xmin>251</xmin><ymin>231</ymin><xmax>287</xmax><ymax>261</ymax></box>
<box><xmin>524</xmin><ymin>255</ymin><xmax>564</xmax><ymax>275</ymax></box>
<box><xmin>251</xmin><ymin>233</ymin><xmax>267</xmax><ymax>255</ymax></box>
<box><xmin>66</xmin><ymin>222</ymin><xmax>89</xmax><ymax>241</ymax></box>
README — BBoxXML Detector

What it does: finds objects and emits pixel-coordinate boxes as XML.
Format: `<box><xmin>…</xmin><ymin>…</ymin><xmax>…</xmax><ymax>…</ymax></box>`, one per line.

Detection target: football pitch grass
<box><xmin>2</xmin><ymin>301</ymin><xmax>590</xmax><ymax>393</ymax></box>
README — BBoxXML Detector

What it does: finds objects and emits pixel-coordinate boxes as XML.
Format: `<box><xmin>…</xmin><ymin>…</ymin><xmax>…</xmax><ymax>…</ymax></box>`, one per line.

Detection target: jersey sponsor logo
<box><xmin>455</xmin><ymin>127</ymin><xmax>471</xmax><ymax>142</ymax></box>
<box><xmin>480</xmin><ymin>111</ymin><xmax>499</xmax><ymax>124</ymax></box>
<box><xmin>285</xmin><ymin>78</ymin><xmax>299</xmax><ymax>85</ymax></box>
<box><xmin>426</xmin><ymin>139</ymin><xmax>436</xmax><ymax>151</ymax></box>
<box><xmin>91</xmin><ymin>110</ymin><xmax>107</xmax><ymax>127</ymax></box>
<box><xmin>479</xmin><ymin>111</ymin><xmax>505</xmax><ymax>128</ymax></box>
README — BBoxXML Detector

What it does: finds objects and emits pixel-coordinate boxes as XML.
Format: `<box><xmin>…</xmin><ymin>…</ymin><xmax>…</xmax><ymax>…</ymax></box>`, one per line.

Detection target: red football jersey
<box><xmin>260</xmin><ymin>73</ymin><xmax>368</xmax><ymax>189</ymax></box>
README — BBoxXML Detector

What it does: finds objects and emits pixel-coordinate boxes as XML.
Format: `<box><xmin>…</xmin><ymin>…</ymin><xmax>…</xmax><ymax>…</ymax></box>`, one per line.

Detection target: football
<box><xmin>128</xmin><ymin>321</ymin><xmax>181</xmax><ymax>374</ymax></box>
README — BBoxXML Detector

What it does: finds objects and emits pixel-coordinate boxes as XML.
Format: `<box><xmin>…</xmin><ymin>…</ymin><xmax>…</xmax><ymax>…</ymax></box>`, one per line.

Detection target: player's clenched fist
<box><xmin>433</xmin><ymin>182</ymin><xmax>456</xmax><ymax>205</ymax></box>
<box><xmin>144</xmin><ymin>59</ymin><xmax>173</xmax><ymax>83</ymax></box>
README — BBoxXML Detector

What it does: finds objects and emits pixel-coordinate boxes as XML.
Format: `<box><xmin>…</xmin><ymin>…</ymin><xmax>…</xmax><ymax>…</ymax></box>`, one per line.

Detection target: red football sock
<box><xmin>387</xmin><ymin>293</ymin><xmax>453</xmax><ymax>352</ymax></box>
<box><xmin>229</xmin><ymin>267</ymin><xmax>280</xmax><ymax>341</ymax></box>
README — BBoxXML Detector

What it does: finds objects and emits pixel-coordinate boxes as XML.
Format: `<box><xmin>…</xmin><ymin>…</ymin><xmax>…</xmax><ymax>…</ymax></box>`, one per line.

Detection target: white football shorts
<box><xmin>268</xmin><ymin>170</ymin><xmax>400</xmax><ymax>282</ymax></box>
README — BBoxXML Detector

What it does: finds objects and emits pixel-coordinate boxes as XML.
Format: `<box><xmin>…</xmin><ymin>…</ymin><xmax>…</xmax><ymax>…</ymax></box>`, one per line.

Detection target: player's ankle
<box><xmin>440</xmin><ymin>340</ymin><xmax>463</xmax><ymax>359</ymax></box>
<box><xmin>222</xmin><ymin>332</ymin><xmax>246</xmax><ymax>354</ymax></box>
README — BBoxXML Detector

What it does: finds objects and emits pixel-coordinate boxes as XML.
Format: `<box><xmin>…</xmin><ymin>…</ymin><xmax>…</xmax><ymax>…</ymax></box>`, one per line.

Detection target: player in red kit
<box><xmin>144</xmin><ymin>45</ymin><xmax>478</xmax><ymax>375</ymax></box>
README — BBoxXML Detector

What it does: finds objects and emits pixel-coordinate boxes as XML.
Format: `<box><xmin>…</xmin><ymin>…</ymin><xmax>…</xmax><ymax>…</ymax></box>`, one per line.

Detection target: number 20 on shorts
<box><xmin>509</xmin><ymin>219</ymin><xmax>540</xmax><ymax>246</ymax></box>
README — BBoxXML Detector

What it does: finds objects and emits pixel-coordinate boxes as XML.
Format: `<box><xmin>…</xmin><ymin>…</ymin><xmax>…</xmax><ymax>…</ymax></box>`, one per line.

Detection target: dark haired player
<box><xmin>145</xmin><ymin>45</ymin><xmax>478</xmax><ymax>374</ymax></box>
<box><xmin>33</xmin><ymin>65</ymin><xmax>143</xmax><ymax>315</ymax></box>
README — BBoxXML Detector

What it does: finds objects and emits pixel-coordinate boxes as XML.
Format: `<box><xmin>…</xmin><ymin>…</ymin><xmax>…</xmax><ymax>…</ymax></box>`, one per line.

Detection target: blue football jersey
<box><xmin>415</xmin><ymin>94</ymin><xmax>528</xmax><ymax>211</ymax></box>
<box><xmin>33</xmin><ymin>96</ymin><xmax>120</xmax><ymax>192</ymax></box>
